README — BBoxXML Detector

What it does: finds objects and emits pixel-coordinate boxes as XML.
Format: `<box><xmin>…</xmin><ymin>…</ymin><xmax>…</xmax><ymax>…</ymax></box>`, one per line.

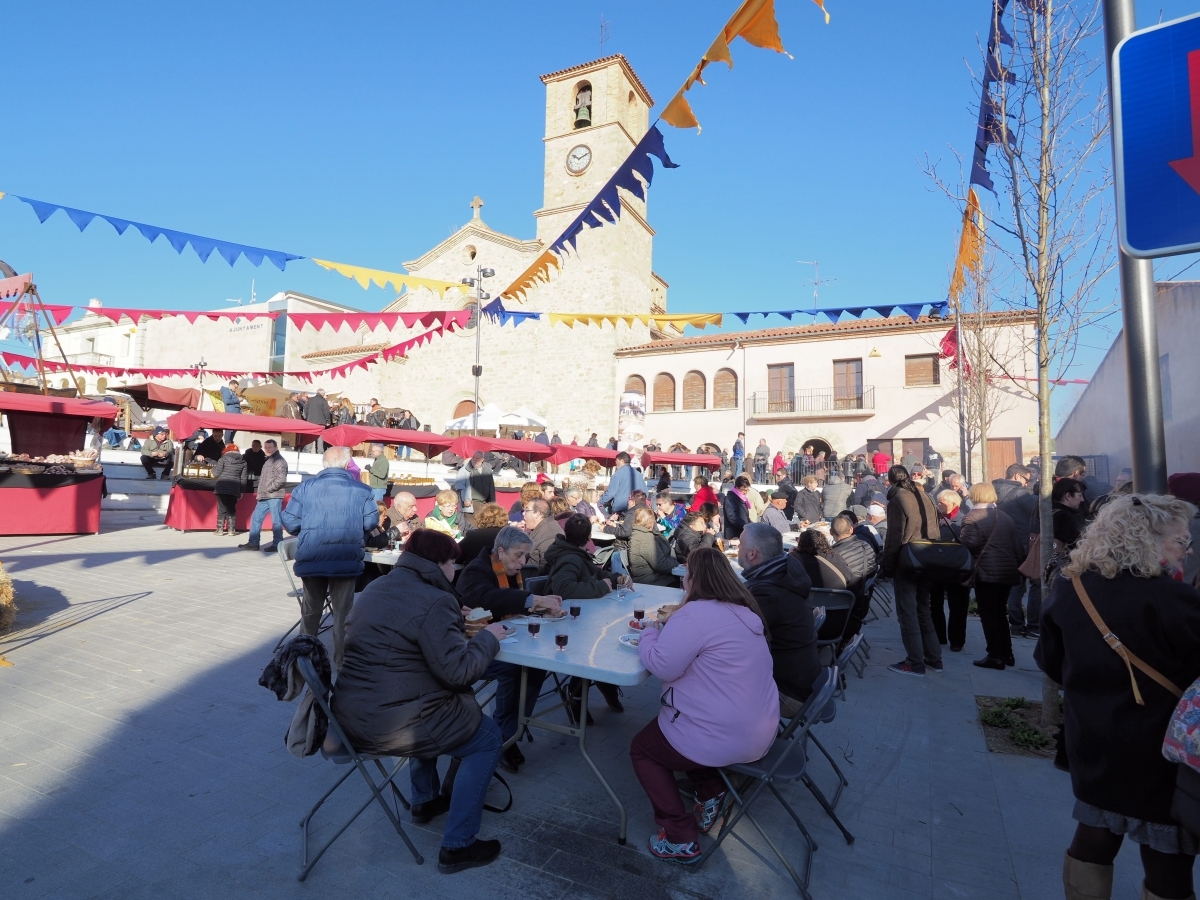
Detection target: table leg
<box><xmin>501</xmin><ymin>666</ymin><xmax>529</xmax><ymax>752</ymax></box>
<box><xmin>576</xmin><ymin>677</ymin><xmax>628</xmax><ymax>845</ymax></box>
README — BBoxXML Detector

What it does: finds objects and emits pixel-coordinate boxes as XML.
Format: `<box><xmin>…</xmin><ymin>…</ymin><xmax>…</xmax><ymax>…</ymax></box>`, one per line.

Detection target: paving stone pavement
<box><xmin>0</xmin><ymin>522</ymin><xmax>1152</xmax><ymax>898</ymax></box>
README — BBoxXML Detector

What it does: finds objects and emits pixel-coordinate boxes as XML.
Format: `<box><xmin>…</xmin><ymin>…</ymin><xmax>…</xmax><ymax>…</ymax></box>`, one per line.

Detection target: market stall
<box><xmin>548</xmin><ymin>444</ymin><xmax>619</xmax><ymax>468</ymax></box>
<box><xmin>161</xmin><ymin>409</ymin><xmax>324</xmax><ymax>532</ymax></box>
<box><xmin>639</xmin><ymin>450</ymin><xmax>723</xmax><ymax>485</ymax></box>
<box><xmin>0</xmin><ymin>391</ymin><xmax>116</xmax><ymax>535</ymax></box>
<box><xmin>323</xmin><ymin>423</ymin><xmax>453</xmax><ymax>515</ymax></box>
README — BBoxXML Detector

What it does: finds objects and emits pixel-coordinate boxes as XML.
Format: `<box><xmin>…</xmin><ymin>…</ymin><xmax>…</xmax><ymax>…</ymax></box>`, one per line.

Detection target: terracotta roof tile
<box><xmin>616</xmin><ymin>310</ymin><xmax>1036</xmax><ymax>355</ymax></box>
<box><xmin>302</xmin><ymin>342</ymin><xmax>390</xmax><ymax>361</ymax></box>
<box><xmin>540</xmin><ymin>54</ymin><xmax>653</xmax><ymax>105</ymax></box>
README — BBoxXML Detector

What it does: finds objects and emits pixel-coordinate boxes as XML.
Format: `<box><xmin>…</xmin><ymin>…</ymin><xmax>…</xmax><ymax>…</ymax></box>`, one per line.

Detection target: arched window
<box><xmin>453</xmin><ymin>399</ymin><xmax>476</xmax><ymax>419</ymax></box>
<box><xmin>624</xmin><ymin>374</ymin><xmax>646</xmax><ymax>396</ymax></box>
<box><xmin>714</xmin><ymin>368</ymin><xmax>738</xmax><ymax>409</ymax></box>
<box><xmin>573</xmin><ymin>81</ymin><xmax>592</xmax><ymax>129</ymax></box>
<box><xmin>96</xmin><ymin>376</ymin><xmax>108</xmax><ymax>394</ymax></box>
<box><xmin>682</xmin><ymin>371</ymin><xmax>706</xmax><ymax>410</ymax></box>
<box><xmin>653</xmin><ymin>373</ymin><xmax>675</xmax><ymax>412</ymax></box>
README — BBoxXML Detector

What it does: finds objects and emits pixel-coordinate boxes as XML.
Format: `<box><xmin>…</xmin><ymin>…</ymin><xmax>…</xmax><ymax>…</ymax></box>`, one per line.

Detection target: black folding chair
<box><xmin>812</xmin><ymin>588</ymin><xmax>856</xmax><ymax>667</ymax></box>
<box><xmin>294</xmin><ymin>656</ymin><xmax>423</xmax><ymax>881</ymax></box>
<box><xmin>694</xmin><ymin>668</ymin><xmax>838</xmax><ymax>897</ymax></box>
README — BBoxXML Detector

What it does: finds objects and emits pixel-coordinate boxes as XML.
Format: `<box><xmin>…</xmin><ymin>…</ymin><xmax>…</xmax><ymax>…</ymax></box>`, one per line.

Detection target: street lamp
<box><xmin>460</xmin><ymin>266</ymin><xmax>495</xmax><ymax>436</ymax></box>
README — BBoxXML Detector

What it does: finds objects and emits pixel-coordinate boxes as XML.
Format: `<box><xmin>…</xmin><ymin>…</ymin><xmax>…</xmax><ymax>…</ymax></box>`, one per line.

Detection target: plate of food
<box><xmin>618</xmin><ymin>633</ymin><xmax>640</xmax><ymax>649</ymax></box>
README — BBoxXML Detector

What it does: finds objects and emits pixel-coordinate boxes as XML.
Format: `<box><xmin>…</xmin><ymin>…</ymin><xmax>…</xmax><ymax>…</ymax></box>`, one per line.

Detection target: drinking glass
<box><xmin>569</xmin><ymin>604</ymin><xmax>581</xmax><ymax>619</ymax></box>
<box><xmin>633</xmin><ymin>608</ymin><xmax>645</xmax><ymax>622</ymax></box>
<box><xmin>555</xmin><ymin>632</ymin><xmax>569</xmax><ymax>650</ymax></box>
<box><xmin>527</xmin><ymin>621</ymin><xmax>541</xmax><ymax>637</ymax></box>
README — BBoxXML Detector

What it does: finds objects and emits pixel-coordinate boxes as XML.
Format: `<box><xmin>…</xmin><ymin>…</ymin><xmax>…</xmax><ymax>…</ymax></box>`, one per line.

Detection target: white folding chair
<box><xmin>275</xmin><ymin>539</ymin><xmax>330</xmax><ymax>650</ymax></box>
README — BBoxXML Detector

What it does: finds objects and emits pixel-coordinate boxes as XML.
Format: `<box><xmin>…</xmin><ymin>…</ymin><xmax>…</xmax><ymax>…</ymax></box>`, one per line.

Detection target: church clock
<box><xmin>565</xmin><ymin>144</ymin><xmax>592</xmax><ymax>175</ymax></box>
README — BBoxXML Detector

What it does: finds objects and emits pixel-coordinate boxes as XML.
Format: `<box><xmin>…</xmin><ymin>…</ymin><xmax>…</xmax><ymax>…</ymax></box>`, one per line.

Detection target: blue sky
<box><xmin>1</xmin><ymin>0</ymin><xmax>1196</xmax><ymax>426</ymax></box>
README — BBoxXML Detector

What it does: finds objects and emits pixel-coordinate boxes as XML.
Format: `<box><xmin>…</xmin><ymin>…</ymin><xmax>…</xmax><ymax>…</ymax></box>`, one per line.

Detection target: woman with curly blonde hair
<box><xmin>1038</xmin><ymin>494</ymin><xmax>1200</xmax><ymax>900</ymax></box>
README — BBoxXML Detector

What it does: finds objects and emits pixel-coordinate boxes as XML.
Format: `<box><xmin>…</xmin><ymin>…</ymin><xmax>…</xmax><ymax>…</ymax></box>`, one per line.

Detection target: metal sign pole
<box><xmin>1103</xmin><ymin>0</ymin><xmax>1168</xmax><ymax>492</ymax></box>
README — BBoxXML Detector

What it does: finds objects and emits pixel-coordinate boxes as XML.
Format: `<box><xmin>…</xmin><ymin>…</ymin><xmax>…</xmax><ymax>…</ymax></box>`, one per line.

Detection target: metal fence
<box><xmin>748</xmin><ymin>386</ymin><xmax>875</xmax><ymax>416</ymax></box>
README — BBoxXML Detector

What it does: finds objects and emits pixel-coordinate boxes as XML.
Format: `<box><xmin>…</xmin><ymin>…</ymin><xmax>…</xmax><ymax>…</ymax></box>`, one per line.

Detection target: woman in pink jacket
<box><xmin>631</xmin><ymin>546</ymin><xmax>779</xmax><ymax>862</ymax></box>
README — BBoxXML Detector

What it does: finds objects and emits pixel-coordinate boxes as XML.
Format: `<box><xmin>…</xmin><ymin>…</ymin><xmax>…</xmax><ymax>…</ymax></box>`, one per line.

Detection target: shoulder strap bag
<box><xmin>1072</xmin><ymin>575</ymin><xmax>1182</xmax><ymax>706</ymax></box>
<box><xmin>899</xmin><ymin>490</ymin><xmax>973</xmax><ymax>584</ymax></box>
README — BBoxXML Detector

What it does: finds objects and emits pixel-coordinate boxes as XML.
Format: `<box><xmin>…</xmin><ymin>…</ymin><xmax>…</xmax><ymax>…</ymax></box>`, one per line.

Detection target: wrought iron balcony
<box><xmin>67</xmin><ymin>352</ymin><xmax>115</xmax><ymax>366</ymax></box>
<box><xmin>749</xmin><ymin>386</ymin><xmax>875</xmax><ymax>417</ymax></box>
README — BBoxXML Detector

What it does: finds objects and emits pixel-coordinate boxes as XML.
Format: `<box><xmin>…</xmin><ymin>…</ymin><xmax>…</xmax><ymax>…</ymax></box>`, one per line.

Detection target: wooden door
<box><xmin>986</xmin><ymin>438</ymin><xmax>1021</xmax><ymax>483</ymax></box>
<box><xmin>901</xmin><ymin>440</ymin><xmax>927</xmax><ymax>468</ymax></box>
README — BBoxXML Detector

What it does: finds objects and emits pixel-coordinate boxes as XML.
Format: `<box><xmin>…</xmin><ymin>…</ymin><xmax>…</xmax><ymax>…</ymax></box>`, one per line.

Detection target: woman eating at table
<box><xmin>631</xmin><ymin>547</ymin><xmax>778</xmax><ymax>862</ymax></box>
<box><xmin>424</xmin><ymin>489</ymin><xmax>471</xmax><ymax>540</ymax></box>
<box><xmin>332</xmin><ymin>529</ymin><xmax>506</xmax><ymax>874</ymax></box>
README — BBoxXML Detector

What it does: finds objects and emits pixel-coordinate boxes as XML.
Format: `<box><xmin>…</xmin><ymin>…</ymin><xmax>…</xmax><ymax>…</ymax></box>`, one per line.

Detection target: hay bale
<box><xmin>0</xmin><ymin>561</ymin><xmax>15</xmax><ymax>633</ymax></box>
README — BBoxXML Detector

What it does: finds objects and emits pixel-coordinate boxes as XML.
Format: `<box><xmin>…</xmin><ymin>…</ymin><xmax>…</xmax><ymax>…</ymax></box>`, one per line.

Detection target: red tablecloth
<box><xmin>164</xmin><ymin>485</ymin><xmax>289</xmax><ymax>532</ymax></box>
<box><xmin>0</xmin><ymin>479</ymin><xmax>105</xmax><ymax>535</ymax></box>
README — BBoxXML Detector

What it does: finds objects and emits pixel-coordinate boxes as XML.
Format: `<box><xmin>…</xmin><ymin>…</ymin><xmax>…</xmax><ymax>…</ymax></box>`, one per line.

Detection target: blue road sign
<box><xmin>1115</xmin><ymin>12</ymin><xmax>1200</xmax><ymax>258</ymax></box>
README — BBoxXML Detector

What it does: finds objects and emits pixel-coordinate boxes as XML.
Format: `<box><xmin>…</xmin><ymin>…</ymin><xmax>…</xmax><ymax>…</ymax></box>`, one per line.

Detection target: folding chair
<box><xmin>275</xmin><ymin>540</ymin><xmax>330</xmax><ymax>650</ymax></box>
<box><xmin>797</xmin><ymin>666</ymin><xmax>856</xmax><ymax>846</ymax></box>
<box><xmin>870</xmin><ymin>576</ymin><xmax>894</xmax><ymax>618</ymax></box>
<box><xmin>294</xmin><ymin>656</ymin><xmax>423</xmax><ymax>881</ymax></box>
<box><xmin>694</xmin><ymin>668</ymin><xmax>838</xmax><ymax>898</ymax></box>
<box><xmin>812</xmin><ymin>588</ymin><xmax>855</xmax><ymax>667</ymax></box>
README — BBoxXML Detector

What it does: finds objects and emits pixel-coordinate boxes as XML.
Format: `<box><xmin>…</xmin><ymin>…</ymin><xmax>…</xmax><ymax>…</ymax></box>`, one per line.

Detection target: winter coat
<box><xmin>280</xmin><ymin>399</ymin><xmax>302</xmax><ymax>420</ymax></box>
<box><xmin>831</xmin><ymin>535</ymin><xmax>878</xmax><ymax>592</ymax></box>
<box><xmin>881</xmin><ymin>485</ymin><xmax>940</xmax><ymax>576</ymax></box>
<box><xmin>629</xmin><ymin>525</ymin><xmax>678</xmax><ymax>587</ymax></box>
<box><xmin>775</xmin><ymin>477</ymin><xmax>799</xmax><ymax>520</ymax></box>
<box><xmin>258</xmin><ymin>635</ymin><xmax>332</xmax><ymax>758</ymax></box>
<box><xmin>793</xmin><ymin>488</ymin><xmax>824</xmax><ymax>525</ymax></box>
<box><xmin>994</xmin><ymin>478</ymin><xmax>1037</xmax><ymax>533</ymax></box>
<box><xmin>544</xmin><ymin>536</ymin><xmax>611</xmax><ymax>599</ymax></box>
<box><xmin>220</xmin><ymin>385</ymin><xmax>243</xmax><ymax>415</ymax></box>
<box><xmin>528</xmin><ymin>517</ymin><xmax>564</xmax><ymax>572</ymax></box>
<box><xmin>794</xmin><ymin>551</ymin><xmax>850</xmax><ymax>590</ymax></box>
<box><xmin>368</xmin><ymin>454</ymin><xmax>391</xmax><ymax>489</ymax></box>
<box><xmin>280</xmin><ymin>468</ymin><xmax>377</xmax><ymax>578</ymax></box>
<box><xmin>638</xmin><ymin>599</ymin><xmax>778</xmax><ymax>767</ymax></box>
<box><xmin>243</xmin><ymin>447</ymin><xmax>265</xmax><ymax>477</ymax></box>
<box><xmin>674</xmin><ymin>526</ymin><xmax>715</xmax><ymax>564</ymax></box>
<box><xmin>959</xmin><ymin>506</ymin><xmax>1027</xmax><ymax>585</ymax></box>
<box><xmin>821</xmin><ymin>480</ymin><xmax>852</xmax><ymax>518</ymax></box>
<box><xmin>850</xmin><ymin>477</ymin><xmax>879</xmax><ymax>509</ymax></box>
<box><xmin>456</xmin><ymin>547</ymin><xmax>532</xmax><ymax>618</ymax></box>
<box><xmin>257</xmin><ymin>451</ymin><xmax>289</xmax><ymax>500</ymax></box>
<box><xmin>599</xmin><ymin>464</ymin><xmax>646</xmax><ymax>514</ymax></box>
<box><xmin>722</xmin><ymin>490</ymin><xmax>752</xmax><ymax>539</ymax></box>
<box><xmin>753</xmin><ymin>444</ymin><xmax>771</xmax><ymax>467</ymax></box>
<box><xmin>1037</xmin><ymin>571</ymin><xmax>1200</xmax><ymax>823</ymax></box>
<box><xmin>761</xmin><ymin>505</ymin><xmax>792</xmax><ymax>535</ymax></box>
<box><xmin>304</xmin><ymin>394</ymin><xmax>331</xmax><ymax>426</ymax></box>
<box><xmin>332</xmin><ymin>552</ymin><xmax>499</xmax><ymax>758</ymax></box>
<box><xmin>742</xmin><ymin>553</ymin><xmax>820</xmax><ymax>702</ymax></box>
<box><xmin>1053</xmin><ymin>503</ymin><xmax>1085</xmax><ymax>548</ymax></box>
<box><xmin>211</xmin><ymin>452</ymin><xmax>247</xmax><ymax>496</ymax></box>
<box><xmin>689</xmin><ymin>484</ymin><xmax>720</xmax><ymax>512</ymax></box>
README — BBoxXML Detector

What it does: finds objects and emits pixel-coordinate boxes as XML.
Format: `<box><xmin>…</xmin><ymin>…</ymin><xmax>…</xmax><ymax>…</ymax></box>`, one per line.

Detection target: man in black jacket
<box><xmin>304</xmin><ymin>389</ymin><xmax>332</xmax><ymax>451</ymax></box>
<box><xmin>456</xmin><ymin>526</ymin><xmax>563</xmax><ymax>772</ymax></box>
<box><xmin>830</xmin><ymin>514</ymin><xmax>879</xmax><ymax>646</ymax></box>
<box><xmin>793</xmin><ymin>475</ymin><xmax>824</xmax><ymax>525</ymax></box>
<box><xmin>738</xmin><ymin>523</ymin><xmax>819</xmax><ymax>713</ymax></box>
<box><xmin>993</xmin><ymin>463</ymin><xmax>1041</xmax><ymax>636</ymax></box>
<box><xmin>773</xmin><ymin>469</ymin><xmax>799</xmax><ymax>520</ymax></box>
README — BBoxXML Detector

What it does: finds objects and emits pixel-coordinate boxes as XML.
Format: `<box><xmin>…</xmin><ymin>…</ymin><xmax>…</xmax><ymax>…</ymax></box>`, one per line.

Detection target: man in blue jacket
<box><xmin>219</xmin><ymin>379</ymin><xmax>243</xmax><ymax>442</ymax></box>
<box><xmin>598</xmin><ymin>451</ymin><xmax>645</xmax><ymax>514</ymax></box>
<box><xmin>281</xmin><ymin>446</ymin><xmax>377</xmax><ymax>668</ymax></box>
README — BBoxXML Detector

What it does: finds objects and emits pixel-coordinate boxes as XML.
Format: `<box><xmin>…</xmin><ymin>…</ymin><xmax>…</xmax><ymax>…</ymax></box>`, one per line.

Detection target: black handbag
<box><xmin>897</xmin><ymin>490</ymin><xmax>974</xmax><ymax>584</ymax></box>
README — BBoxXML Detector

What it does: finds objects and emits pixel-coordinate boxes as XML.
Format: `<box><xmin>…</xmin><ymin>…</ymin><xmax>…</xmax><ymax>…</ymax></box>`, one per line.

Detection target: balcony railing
<box><xmin>67</xmin><ymin>352</ymin><xmax>115</xmax><ymax>366</ymax></box>
<box><xmin>750</xmin><ymin>386</ymin><xmax>875</xmax><ymax>416</ymax></box>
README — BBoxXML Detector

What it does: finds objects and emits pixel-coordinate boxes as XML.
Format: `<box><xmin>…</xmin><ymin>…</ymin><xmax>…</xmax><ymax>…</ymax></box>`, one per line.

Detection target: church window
<box><xmin>682</xmin><ymin>371</ymin><xmax>706</xmax><ymax>410</ymax></box>
<box><xmin>714</xmin><ymin>368</ymin><xmax>738</xmax><ymax>409</ymax></box>
<box><xmin>573</xmin><ymin>81</ymin><xmax>592</xmax><ymax>130</ymax></box>
<box><xmin>653</xmin><ymin>373</ymin><xmax>675</xmax><ymax>412</ymax></box>
<box><xmin>624</xmin><ymin>375</ymin><xmax>646</xmax><ymax>396</ymax></box>
<box><xmin>463</xmin><ymin>244</ymin><xmax>477</xmax><ymax>264</ymax></box>
<box><xmin>626</xmin><ymin>90</ymin><xmax>637</xmax><ymax>132</ymax></box>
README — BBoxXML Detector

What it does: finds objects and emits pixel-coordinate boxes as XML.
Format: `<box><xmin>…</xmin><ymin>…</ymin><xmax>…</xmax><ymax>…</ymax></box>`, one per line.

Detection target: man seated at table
<box><xmin>457</xmin><ymin>525</ymin><xmax>564</xmax><ymax>773</ymax></box>
<box><xmin>737</xmin><ymin>523</ymin><xmax>819</xmax><ymax>714</ymax></box>
<box><xmin>522</xmin><ymin>499</ymin><xmax>563</xmax><ymax>573</ymax></box>
<box><xmin>543</xmin><ymin>514</ymin><xmax>627</xmax><ymax>719</ymax></box>
<box><xmin>140</xmin><ymin>427</ymin><xmax>174</xmax><ymax>480</ymax></box>
<box><xmin>655</xmin><ymin>493</ymin><xmax>686</xmax><ymax>538</ymax></box>
<box><xmin>830</xmin><ymin>513</ymin><xmax>879</xmax><ymax>648</ymax></box>
<box><xmin>385</xmin><ymin>491</ymin><xmax>421</xmax><ymax>542</ymax></box>
<box><xmin>760</xmin><ymin>491</ymin><xmax>793</xmax><ymax>535</ymax></box>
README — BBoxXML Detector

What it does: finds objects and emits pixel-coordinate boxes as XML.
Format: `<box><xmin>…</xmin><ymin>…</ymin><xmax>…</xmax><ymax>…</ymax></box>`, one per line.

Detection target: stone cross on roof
<box><xmin>470</xmin><ymin>196</ymin><xmax>484</xmax><ymax>219</ymax></box>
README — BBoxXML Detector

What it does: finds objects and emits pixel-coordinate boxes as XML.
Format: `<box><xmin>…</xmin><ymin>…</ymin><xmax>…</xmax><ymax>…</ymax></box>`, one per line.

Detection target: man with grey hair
<box><xmin>737</xmin><ymin>523</ymin><xmax>820</xmax><ymax>711</ymax></box>
<box><xmin>367</xmin><ymin>443</ymin><xmax>390</xmax><ymax>501</ymax></box>
<box><xmin>457</xmin><ymin>525</ymin><xmax>563</xmax><ymax>772</ymax></box>
<box><xmin>280</xmin><ymin>445</ymin><xmax>377</xmax><ymax>668</ymax></box>
<box><xmin>821</xmin><ymin>470</ymin><xmax>852</xmax><ymax>521</ymax></box>
<box><xmin>454</xmin><ymin>450</ymin><xmax>494</xmax><ymax>512</ymax></box>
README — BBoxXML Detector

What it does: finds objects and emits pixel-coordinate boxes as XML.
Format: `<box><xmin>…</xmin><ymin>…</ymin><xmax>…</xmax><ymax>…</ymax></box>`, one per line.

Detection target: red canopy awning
<box><xmin>166</xmin><ymin>409</ymin><xmax>325</xmax><ymax>438</ymax></box>
<box><xmin>549</xmin><ymin>445</ymin><xmax>619</xmax><ymax>466</ymax></box>
<box><xmin>322</xmin><ymin>424</ymin><xmax>453</xmax><ymax>457</ymax></box>
<box><xmin>120</xmin><ymin>383</ymin><xmax>201</xmax><ymax>412</ymax></box>
<box><xmin>449</xmin><ymin>435</ymin><xmax>554</xmax><ymax>462</ymax></box>
<box><xmin>640</xmin><ymin>451</ymin><xmax>723</xmax><ymax>470</ymax></box>
<box><xmin>0</xmin><ymin>391</ymin><xmax>120</xmax><ymax>420</ymax></box>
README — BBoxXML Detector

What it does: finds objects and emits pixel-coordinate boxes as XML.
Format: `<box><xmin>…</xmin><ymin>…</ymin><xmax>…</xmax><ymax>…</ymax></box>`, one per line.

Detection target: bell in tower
<box><xmin>573</xmin><ymin>83</ymin><xmax>592</xmax><ymax>129</ymax></box>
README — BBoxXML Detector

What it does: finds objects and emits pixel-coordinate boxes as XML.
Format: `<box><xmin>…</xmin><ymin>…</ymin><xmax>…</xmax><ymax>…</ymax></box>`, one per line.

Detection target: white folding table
<box><xmin>495</xmin><ymin>583</ymin><xmax>682</xmax><ymax>844</ymax></box>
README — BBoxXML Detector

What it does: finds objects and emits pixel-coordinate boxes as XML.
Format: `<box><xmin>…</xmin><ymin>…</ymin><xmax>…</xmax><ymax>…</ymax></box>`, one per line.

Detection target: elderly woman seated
<box><xmin>629</xmin><ymin>506</ymin><xmax>680</xmax><ymax>587</ymax></box>
<box><xmin>424</xmin><ymin>489</ymin><xmax>471</xmax><ymax>540</ymax></box>
<box><xmin>457</xmin><ymin>526</ymin><xmax>564</xmax><ymax>773</ymax></box>
<box><xmin>332</xmin><ymin>529</ymin><xmax>506</xmax><ymax>873</ymax></box>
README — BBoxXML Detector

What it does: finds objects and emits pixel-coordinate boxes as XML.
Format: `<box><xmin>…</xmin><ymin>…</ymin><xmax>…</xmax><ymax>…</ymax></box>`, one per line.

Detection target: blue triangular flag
<box><xmin>64</xmin><ymin>207</ymin><xmax>97</xmax><ymax>231</ymax></box>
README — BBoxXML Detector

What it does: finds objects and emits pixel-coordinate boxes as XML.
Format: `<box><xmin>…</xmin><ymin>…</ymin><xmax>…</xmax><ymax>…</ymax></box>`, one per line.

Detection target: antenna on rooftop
<box><xmin>599</xmin><ymin>14</ymin><xmax>610</xmax><ymax>54</ymax></box>
<box><xmin>796</xmin><ymin>260</ymin><xmax>837</xmax><ymax>309</ymax></box>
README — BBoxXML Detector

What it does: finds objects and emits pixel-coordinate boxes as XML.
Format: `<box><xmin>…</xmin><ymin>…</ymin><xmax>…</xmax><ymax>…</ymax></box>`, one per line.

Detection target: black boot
<box><xmin>437</xmin><ymin>839</ymin><xmax>501</xmax><ymax>874</ymax></box>
<box><xmin>596</xmin><ymin>682</ymin><xmax>624</xmax><ymax>713</ymax></box>
<box><xmin>562</xmin><ymin>679</ymin><xmax>594</xmax><ymax>727</ymax></box>
<box><xmin>411</xmin><ymin>792</ymin><xmax>451</xmax><ymax>824</ymax></box>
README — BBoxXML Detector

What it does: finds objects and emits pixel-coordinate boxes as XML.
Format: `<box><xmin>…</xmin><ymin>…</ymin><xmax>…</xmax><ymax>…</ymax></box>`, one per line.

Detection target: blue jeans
<box><xmin>733</xmin><ymin>457</ymin><xmax>744</xmax><ymax>477</ymax></box>
<box><xmin>402</xmin><ymin>446</ymin><xmax>412</xmax><ymax>459</ymax></box>
<box><xmin>609</xmin><ymin>550</ymin><xmax>629</xmax><ymax>578</ymax></box>
<box><xmin>410</xmin><ymin>716</ymin><xmax>503</xmax><ymax>849</ymax></box>
<box><xmin>249</xmin><ymin>498</ymin><xmax>283</xmax><ymax>546</ymax></box>
<box><xmin>484</xmin><ymin>660</ymin><xmax>548</xmax><ymax>742</ymax></box>
<box><xmin>372</xmin><ymin>488</ymin><xmax>385</xmax><ymax>502</ymax></box>
<box><xmin>1007</xmin><ymin>579</ymin><xmax>1042</xmax><ymax>629</ymax></box>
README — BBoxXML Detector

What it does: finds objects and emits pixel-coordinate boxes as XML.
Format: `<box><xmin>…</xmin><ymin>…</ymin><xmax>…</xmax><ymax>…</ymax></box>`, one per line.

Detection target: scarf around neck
<box><xmin>492</xmin><ymin>554</ymin><xmax>524</xmax><ymax>590</ymax></box>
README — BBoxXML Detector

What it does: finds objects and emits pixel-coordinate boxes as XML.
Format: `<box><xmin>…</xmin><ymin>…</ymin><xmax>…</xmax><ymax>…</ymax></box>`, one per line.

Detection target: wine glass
<box><xmin>555</xmin><ymin>632</ymin><xmax>569</xmax><ymax>651</ymax></box>
<box><xmin>527</xmin><ymin>621</ymin><xmax>541</xmax><ymax>638</ymax></box>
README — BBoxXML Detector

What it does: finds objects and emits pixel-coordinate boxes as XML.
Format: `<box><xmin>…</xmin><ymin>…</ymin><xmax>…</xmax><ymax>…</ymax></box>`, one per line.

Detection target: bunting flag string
<box><xmin>87</xmin><ymin>307</ymin><xmax>280</xmax><ymax>324</ymax></box>
<box><xmin>969</xmin><ymin>0</ymin><xmax>1022</xmax><ymax>193</ymax></box>
<box><xmin>287</xmin><ymin>310</ymin><xmax>471</xmax><ymax>332</ymax></box>
<box><xmin>1</xmin><ymin>298</ymin><xmax>74</xmax><ymax>325</ymax></box>
<box><xmin>4</xmin><ymin>194</ymin><xmax>305</xmax><ymax>271</ymax></box>
<box><xmin>548</xmin><ymin>312</ymin><xmax>724</xmax><ymax>330</ymax></box>
<box><xmin>500</xmin><ymin>126</ymin><xmax>678</xmax><ymax>301</ymax></box>
<box><xmin>731</xmin><ymin>302</ymin><xmax>949</xmax><ymax>324</ymax></box>
<box><xmin>479</xmin><ymin>298</ymin><xmax>541</xmax><ymax>327</ymax></box>
<box><xmin>310</xmin><ymin>259</ymin><xmax>470</xmax><ymax>298</ymax></box>
<box><xmin>948</xmin><ymin>189</ymin><xmax>984</xmax><ymax>303</ymax></box>
<box><xmin>660</xmin><ymin>0</ymin><xmax>828</xmax><ymax>132</ymax></box>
